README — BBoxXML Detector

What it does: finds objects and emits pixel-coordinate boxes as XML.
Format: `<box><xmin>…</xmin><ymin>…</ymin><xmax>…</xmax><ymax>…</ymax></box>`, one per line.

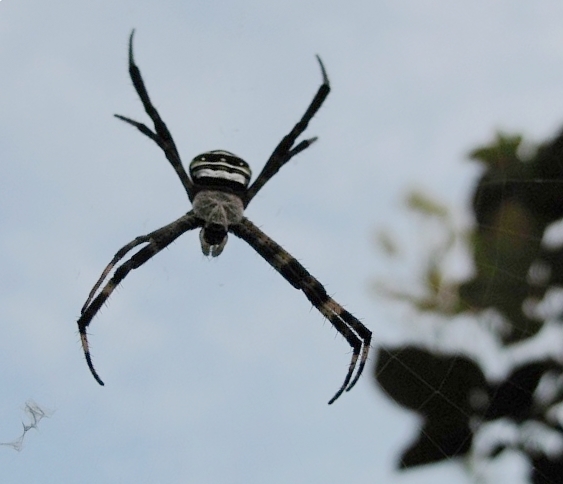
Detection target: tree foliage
<box><xmin>374</xmin><ymin>131</ymin><xmax>563</xmax><ymax>483</ymax></box>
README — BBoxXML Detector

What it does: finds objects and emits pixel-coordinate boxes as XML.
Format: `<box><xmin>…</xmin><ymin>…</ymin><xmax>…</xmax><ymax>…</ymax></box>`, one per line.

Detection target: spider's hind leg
<box><xmin>114</xmin><ymin>30</ymin><xmax>194</xmax><ymax>199</ymax></box>
<box><xmin>244</xmin><ymin>56</ymin><xmax>331</xmax><ymax>205</ymax></box>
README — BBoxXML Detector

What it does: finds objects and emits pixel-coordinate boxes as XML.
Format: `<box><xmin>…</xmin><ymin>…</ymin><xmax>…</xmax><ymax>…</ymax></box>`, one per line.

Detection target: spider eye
<box><xmin>189</xmin><ymin>150</ymin><xmax>252</xmax><ymax>189</ymax></box>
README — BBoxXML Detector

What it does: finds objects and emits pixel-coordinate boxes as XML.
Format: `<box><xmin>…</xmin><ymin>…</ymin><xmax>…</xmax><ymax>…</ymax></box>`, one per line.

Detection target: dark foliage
<box><xmin>375</xmin><ymin>130</ymin><xmax>563</xmax><ymax>482</ymax></box>
<box><xmin>376</xmin><ymin>347</ymin><xmax>562</xmax><ymax>473</ymax></box>
<box><xmin>376</xmin><ymin>347</ymin><xmax>484</xmax><ymax>467</ymax></box>
<box><xmin>532</xmin><ymin>454</ymin><xmax>563</xmax><ymax>484</ymax></box>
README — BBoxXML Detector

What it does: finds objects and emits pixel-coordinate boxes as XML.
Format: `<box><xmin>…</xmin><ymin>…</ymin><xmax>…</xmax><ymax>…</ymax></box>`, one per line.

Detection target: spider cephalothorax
<box><xmin>78</xmin><ymin>30</ymin><xmax>371</xmax><ymax>404</ymax></box>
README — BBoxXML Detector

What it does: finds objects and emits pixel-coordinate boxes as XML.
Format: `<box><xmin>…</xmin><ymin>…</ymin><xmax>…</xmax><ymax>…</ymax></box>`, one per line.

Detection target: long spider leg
<box><xmin>245</xmin><ymin>56</ymin><xmax>331</xmax><ymax>205</ymax></box>
<box><xmin>115</xmin><ymin>30</ymin><xmax>194</xmax><ymax>199</ymax></box>
<box><xmin>81</xmin><ymin>235</ymin><xmax>150</xmax><ymax>313</ymax></box>
<box><xmin>79</xmin><ymin>241</ymin><xmax>168</xmax><ymax>385</ymax></box>
<box><xmin>114</xmin><ymin>115</ymin><xmax>160</xmax><ymax>145</ymax></box>
<box><xmin>78</xmin><ymin>212</ymin><xmax>202</xmax><ymax>385</ymax></box>
<box><xmin>81</xmin><ymin>212</ymin><xmax>200</xmax><ymax>312</ymax></box>
<box><xmin>285</xmin><ymin>136</ymin><xmax>318</xmax><ymax>160</ymax></box>
<box><xmin>230</xmin><ymin>218</ymin><xmax>371</xmax><ymax>405</ymax></box>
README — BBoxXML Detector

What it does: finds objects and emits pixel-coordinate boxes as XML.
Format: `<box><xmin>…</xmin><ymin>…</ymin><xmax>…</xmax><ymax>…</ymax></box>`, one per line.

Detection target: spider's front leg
<box><xmin>78</xmin><ymin>212</ymin><xmax>202</xmax><ymax>385</ymax></box>
<box><xmin>230</xmin><ymin>217</ymin><xmax>371</xmax><ymax>404</ymax></box>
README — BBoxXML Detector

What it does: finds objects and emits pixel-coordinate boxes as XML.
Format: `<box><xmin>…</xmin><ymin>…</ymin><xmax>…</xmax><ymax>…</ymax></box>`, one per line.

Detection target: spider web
<box><xmin>0</xmin><ymin>401</ymin><xmax>51</xmax><ymax>452</ymax></box>
<box><xmin>374</xmin><ymin>131</ymin><xmax>563</xmax><ymax>483</ymax></box>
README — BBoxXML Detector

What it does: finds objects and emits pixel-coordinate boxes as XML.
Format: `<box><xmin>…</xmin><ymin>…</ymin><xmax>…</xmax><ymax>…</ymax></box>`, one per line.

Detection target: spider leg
<box><xmin>115</xmin><ymin>29</ymin><xmax>194</xmax><ymax>199</ymax></box>
<box><xmin>245</xmin><ymin>56</ymin><xmax>330</xmax><ymax>206</ymax></box>
<box><xmin>81</xmin><ymin>235</ymin><xmax>150</xmax><ymax>313</ymax></box>
<box><xmin>78</xmin><ymin>212</ymin><xmax>202</xmax><ymax>385</ymax></box>
<box><xmin>230</xmin><ymin>217</ymin><xmax>371</xmax><ymax>404</ymax></box>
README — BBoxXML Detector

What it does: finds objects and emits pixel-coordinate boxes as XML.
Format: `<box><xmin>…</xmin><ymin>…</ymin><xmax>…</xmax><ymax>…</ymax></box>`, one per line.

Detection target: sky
<box><xmin>1</xmin><ymin>1</ymin><xmax>563</xmax><ymax>483</ymax></box>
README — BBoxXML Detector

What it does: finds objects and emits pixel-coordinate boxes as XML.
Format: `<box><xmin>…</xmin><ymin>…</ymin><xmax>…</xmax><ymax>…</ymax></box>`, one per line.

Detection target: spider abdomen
<box><xmin>189</xmin><ymin>150</ymin><xmax>252</xmax><ymax>192</ymax></box>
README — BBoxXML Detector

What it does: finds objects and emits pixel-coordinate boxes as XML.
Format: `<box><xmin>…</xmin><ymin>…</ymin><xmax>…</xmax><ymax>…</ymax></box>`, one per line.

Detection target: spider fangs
<box><xmin>77</xmin><ymin>30</ymin><xmax>372</xmax><ymax>404</ymax></box>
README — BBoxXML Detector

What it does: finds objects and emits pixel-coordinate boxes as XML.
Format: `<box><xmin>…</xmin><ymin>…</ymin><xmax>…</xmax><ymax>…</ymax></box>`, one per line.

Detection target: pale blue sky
<box><xmin>1</xmin><ymin>1</ymin><xmax>563</xmax><ymax>483</ymax></box>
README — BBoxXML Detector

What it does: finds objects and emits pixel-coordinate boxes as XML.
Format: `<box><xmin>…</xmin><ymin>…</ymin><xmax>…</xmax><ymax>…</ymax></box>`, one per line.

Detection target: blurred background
<box><xmin>1</xmin><ymin>1</ymin><xmax>563</xmax><ymax>483</ymax></box>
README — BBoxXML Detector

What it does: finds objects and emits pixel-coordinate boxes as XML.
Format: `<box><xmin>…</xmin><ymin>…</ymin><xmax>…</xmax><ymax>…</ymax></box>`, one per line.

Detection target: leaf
<box><xmin>484</xmin><ymin>360</ymin><xmax>562</xmax><ymax>422</ymax></box>
<box><xmin>399</xmin><ymin>418</ymin><xmax>473</xmax><ymax>468</ymax></box>
<box><xmin>470</xmin><ymin>132</ymin><xmax>523</xmax><ymax>169</ymax></box>
<box><xmin>406</xmin><ymin>191</ymin><xmax>448</xmax><ymax>219</ymax></box>
<box><xmin>375</xmin><ymin>346</ymin><xmax>486</xmax><ymax>417</ymax></box>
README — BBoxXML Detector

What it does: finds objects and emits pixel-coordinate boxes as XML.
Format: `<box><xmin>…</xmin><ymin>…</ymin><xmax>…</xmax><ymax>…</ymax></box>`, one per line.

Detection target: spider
<box><xmin>78</xmin><ymin>30</ymin><xmax>372</xmax><ymax>404</ymax></box>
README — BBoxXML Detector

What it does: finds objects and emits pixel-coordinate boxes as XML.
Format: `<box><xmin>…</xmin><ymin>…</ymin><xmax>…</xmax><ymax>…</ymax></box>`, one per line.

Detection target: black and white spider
<box><xmin>78</xmin><ymin>31</ymin><xmax>371</xmax><ymax>404</ymax></box>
